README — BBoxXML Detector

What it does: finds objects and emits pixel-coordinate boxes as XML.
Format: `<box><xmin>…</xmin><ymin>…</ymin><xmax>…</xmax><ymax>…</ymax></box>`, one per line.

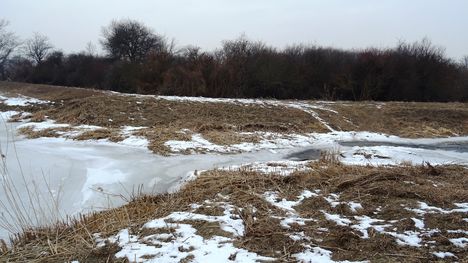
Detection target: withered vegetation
<box><xmin>1</xmin><ymin>162</ymin><xmax>466</xmax><ymax>262</ymax></box>
<box><xmin>1</xmin><ymin>82</ymin><xmax>467</xmax><ymax>156</ymax></box>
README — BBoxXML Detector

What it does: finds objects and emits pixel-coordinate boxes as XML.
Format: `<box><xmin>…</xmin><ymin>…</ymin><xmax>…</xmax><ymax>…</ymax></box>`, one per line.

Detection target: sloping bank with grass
<box><xmin>0</xmin><ymin>81</ymin><xmax>467</xmax><ymax>262</ymax></box>
<box><xmin>2</xmin><ymin>161</ymin><xmax>467</xmax><ymax>262</ymax></box>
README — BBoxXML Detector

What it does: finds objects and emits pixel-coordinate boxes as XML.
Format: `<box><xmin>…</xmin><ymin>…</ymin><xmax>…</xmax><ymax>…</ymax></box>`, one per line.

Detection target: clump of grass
<box><xmin>29</xmin><ymin>112</ymin><xmax>47</xmax><ymax>122</ymax></box>
<box><xmin>318</xmin><ymin>149</ymin><xmax>342</xmax><ymax>164</ymax></box>
<box><xmin>17</xmin><ymin>126</ymin><xmax>72</xmax><ymax>139</ymax></box>
<box><xmin>201</xmin><ymin>130</ymin><xmax>261</xmax><ymax>146</ymax></box>
<box><xmin>6</xmin><ymin>113</ymin><xmax>24</xmax><ymax>123</ymax></box>
<box><xmin>73</xmin><ymin>129</ymin><xmax>124</xmax><ymax>142</ymax></box>
<box><xmin>134</xmin><ymin>127</ymin><xmax>193</xmax><ymax>155</ymax></box>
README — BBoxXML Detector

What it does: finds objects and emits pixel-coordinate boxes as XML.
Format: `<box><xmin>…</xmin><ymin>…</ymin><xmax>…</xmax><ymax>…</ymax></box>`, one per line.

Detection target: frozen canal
<box><xmin>1</xmin><ymin>114</ymin><xmax>467</xmax><ymax>242</ymax></box>
<box><xmin>0</xmin><ymin>120</ymin><xmax>294</xmax><ymax>241</ymax></box>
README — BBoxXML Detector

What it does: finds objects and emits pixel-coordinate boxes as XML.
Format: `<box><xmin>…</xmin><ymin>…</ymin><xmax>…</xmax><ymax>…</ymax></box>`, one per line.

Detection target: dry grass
<box><xmin>22</xmin><ymin>90</ymin><xmax>327</xmax><ymax>155</ymax></box>
<box><xmin>17</xmin><ymin>126</ymin><xmax>72</xmax><ymax>139</ymax></box>
<box><xmin>2</xmin><ymin>162</ymin><xmax>466</xmax><ymax>262</ymax></box>
<box><xmin>322</xmin><ymin>101</ymin><xmax>468</xmax><ymax>137</ymax></box>
<box><xmin>41</xmin><ymin>95</ymin><xmax>325</xmax><ymax>133</ymax></box>
<box><xmin>0</xmin><ymin>99</ymin><xmax>48</xmax><ymax>117</ymax></box>
<box><xmin>29</xmin><ymin>112</ymin><xmax>47</xmax><ymax>122</ymax></box>
<box><xmin>201</xmin><ymin>130</ymin><xmax>261</xmax><ymax>146</ymax></box>
<box><xmin>0</xmin><ymin>81</ymin><xmax>102</xmax><ymax>101</ymax></box>
<box><xmin>133</xmin><ymin>127</ymin><xmax>193</xmax><ymax>155</ymax></box>
<box><xmin>1</xmin><ymin>82</ymin><xmax>468</xmax><ymax>141</ymax></box>
<box><xmin>7</xmin><ymin>113</ymin><xmax>25</xmax><ymax>123</ymax></box>
<box><xmin>18</xmin><ymin>126</ymin><xmax>126</xmax><ymax>144</ymax></box>
<box><xmin>1</xmin><ymin>82</ymin><xmax>467</xmax><ymax>260</ymax></box>
<box><xmin>73</xmin><ymin>129</ymin><xmax>124</xmax><ymax>142</ymax></box>
<box><xmin>2</xmin><ymin>82</ymin><xmax>468</xmax><ymax>155</ymax></box>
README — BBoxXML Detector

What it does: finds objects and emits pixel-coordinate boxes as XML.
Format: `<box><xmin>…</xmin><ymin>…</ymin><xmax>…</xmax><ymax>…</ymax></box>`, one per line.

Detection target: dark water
<box><xmin>286</xmin><ymin>148</ymin><xmax>322</xmax><ymax>161</ymax></box>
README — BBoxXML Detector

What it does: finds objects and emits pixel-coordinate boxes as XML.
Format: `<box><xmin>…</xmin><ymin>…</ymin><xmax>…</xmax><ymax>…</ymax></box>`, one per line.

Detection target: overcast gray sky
<box><xmin>1</xmin><ymin>0</ymin><xmax>467</xmax><ymax>59</ymax></box>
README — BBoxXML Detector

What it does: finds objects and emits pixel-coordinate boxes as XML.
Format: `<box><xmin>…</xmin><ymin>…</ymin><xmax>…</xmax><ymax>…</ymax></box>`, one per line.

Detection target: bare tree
<box><xmin>101</xmin><ymin>19</ymin><xmax>165</xmax><ymax>62</ymax></box>
<box><xmin>0</xmin><ymin>20</ymin><xmax>20</xmax><ymax>79</ymax></box>
<box><xmin>462</xmin><ymin>55</ymin><xmax>468</xmax><ymax>69</ymax></box>
<box><xmin>24</xmin><ymin>33</ymin><xmax>53</xmax><ymax>64</ymax></box>
<box><xmin>83</xmin><ymin>41</ymin><xmax>98</xmax><ymax>56</ymax></box>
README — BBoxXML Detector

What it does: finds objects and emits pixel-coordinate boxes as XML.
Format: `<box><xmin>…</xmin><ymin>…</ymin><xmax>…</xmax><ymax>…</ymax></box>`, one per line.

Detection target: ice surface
<box><xmin>0</xmin><ymin>121</ymin><xmax>302</xmax><ymax>241</ymax></box>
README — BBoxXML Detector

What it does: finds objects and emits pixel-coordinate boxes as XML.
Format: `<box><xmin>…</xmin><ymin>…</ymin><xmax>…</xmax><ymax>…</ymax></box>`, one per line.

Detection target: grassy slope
<box><xmin>1</xmin><ymin>162</ymin><xmax>467</xmax><ymax>262</ymax></box>
<box><xmin>0</xmin><ymin>82</ymin><xmax>467</xmax><ymax>262</ymax></box>
<box><xmin>1</xmin><ymin>81</ymin><xmax>467</xmax><ymax>143</ymax></box>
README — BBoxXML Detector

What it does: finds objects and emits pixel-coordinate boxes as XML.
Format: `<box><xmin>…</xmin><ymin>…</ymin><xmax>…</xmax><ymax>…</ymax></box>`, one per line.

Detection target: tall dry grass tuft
<box><xmin>0</xmin><ymin>116</ymin><xmax>65</xmax><ymax>247</ymax></box>
<box><xmin>318</xmin><ymin>148</ymin><xmax>342</xmax><ymax>165</ymax></box>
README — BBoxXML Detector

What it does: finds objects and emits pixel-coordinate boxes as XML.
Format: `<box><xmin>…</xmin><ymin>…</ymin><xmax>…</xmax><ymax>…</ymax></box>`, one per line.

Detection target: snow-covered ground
<box><xmin>94</xmin><ymin>188</ymin><xmax>467</xmax><ymax>262</ymax></box>
<box><xmin>2</xmin><ymin>107</ymin><xmax>468</xmax><ymax>240</ymax></box>
<box><xmin>165</xmin><ymin>130</ymin><xmax>468</xmax><ymax>167</ymax></box>
<box><xmin>0</xmin><ymin>94</ymin><xmax>49</xmax><ymax>106</ymax></box>
<box><xmin>313</xmin><ymin>132</ymin><xmax>468</xmax><ymax>166</ymax></box>
<box><xmin>15</xmin><ymin>116</ymin><xmax>468</xmax><ymax>166</ymax></box>
<box><xmin>95</xmin><ymin>202</ymin><xmax>276</xmax><ymax>263</ymax></box>
<box><xmin>0</xmin><ymin>94</ymin><xmax>467</xmax><ymax>262</ymax></box>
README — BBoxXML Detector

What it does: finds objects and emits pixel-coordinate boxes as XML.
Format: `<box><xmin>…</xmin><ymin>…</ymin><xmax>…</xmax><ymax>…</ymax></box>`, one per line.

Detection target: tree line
<box><xmin>1</xmin><ymin>19</ymin><xmax>467</xmax><ymax>101</ymax></box>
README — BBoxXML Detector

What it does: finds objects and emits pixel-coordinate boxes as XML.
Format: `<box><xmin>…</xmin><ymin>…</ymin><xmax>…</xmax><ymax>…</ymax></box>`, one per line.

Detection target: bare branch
<box><xmin>100</xmin><ymin>19</ymin><xmax>166</xmax><ymax>62</ymax></box>
<box><xmin>24</xmin><ymin>32</ymin><xmax>53</xmax><ymax>64</ymax></box>
<box><xmin>0</xmin><ymin>19</ymin><xmax>20</xmax><ymax>79</ymax></box>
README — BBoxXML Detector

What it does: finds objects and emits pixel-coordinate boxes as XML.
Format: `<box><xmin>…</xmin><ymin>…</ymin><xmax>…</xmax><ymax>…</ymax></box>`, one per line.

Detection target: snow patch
<box><xmin>18</xmin><ymin>120</ymin><xmax>70</xmax><ymax>131</ymax></box>
<box><xmin>0</xmin><ymin>110</ymin><xmax>20</xmax><ymax>120</ymax></box>
<box><xmin>165</xmin><ymin>132</ymin><xmax>318</xmax><ymax>154</ymax></box>
<box><xmin>263</xmin><ymin>190</ymin><xmax>317</xmax><ymax>228</ymax></box>
<box><xmin>0</xmin><ymin>95</ymin><xmax>49</xmax><ymax>106</ymax></box>
<box><xmin>348</xmin><ymin>202</ymin><xmax>363</xmax><ymax>213</ymax></box>
<box><xmin>407</xmin><ymin>201</ymin><xmax>468</xmax><ymax>215</ymax></box>
<box><xmin>352</xmin><ymin>216</ymin><xmax>390</xmax><ymax>239</ymax></box>
<box><xmin>322</xmin><ymin>212</ymin><xmax>352</xmax><ymax>226</ymax></box>
<box><xmin>97</xmin><ymin>203</ymin><xmax>275</xmax><ymax>262</ymax></box>
<box><xmin>387</xmin><ymin>231</ymin><xmax>422</xmax><ymax>247</ymax></box>
<box><xmin>263</xmin><ymin>190</ymin><xmax>317</xmax><ymax>213</ymax></box>
<box><xmin>294</xmin><ymin>246</ymin><xmax>366</xmax><ymax>263</ymax></box>
<box><xmin>432</xmin><ymin>251</ymin><xmax>456</xmax><ymax>258</ymax></box>
<box><xmin>222</xmin><ymin>160</ymin><xmax>310</xmax><ymax>176</ymax></box>
<box><xmin>119</xmin><ymin>136</ymin><xmax>149</xmax><ymax>148</ymax></box>
<box><xmin>449</xmin><ymin>237</ymin><xmax>468</xmax><ymax>248</ymax></box>
<box><xmin>411</xmin><ymin>218</ymin><xmax>425</xmax><ymax>229</ymax></box>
